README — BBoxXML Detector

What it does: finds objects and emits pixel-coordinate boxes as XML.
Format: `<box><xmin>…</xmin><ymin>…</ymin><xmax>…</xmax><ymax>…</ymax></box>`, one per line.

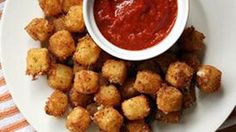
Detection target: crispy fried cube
<box><xmin>157</xmin><ymin>86</ymin><xmax>183</xmax><ymax>113</ymax></box>
<box><xmin>126</xmin><ymin>120</ymin><xmax>151</xmax><ymax>132</ymax></box>
<box><xmin>94</xmin><ymin>107</ymin><xmax>124</xmax><ymax>132</ymax></box>
<box><xmin>73</xmin><ymin>35</ymin><xmax>101</xmax><ymax>65</ymax></box>
<box><xmin>39</xmin><ymin>0</ymin><xmax>63</xmax><ymax>16</ymax></box>
<box><xmin>52</xmin><ymin>16</ymin><xmax>66</xmax><ymax>32</ymax></box>
<box><xmin>166</xmin><ymin>62</ymin><xmax>194</xmax><ymax>88</ymax></box>
<box><xmin>102</xmin><ymin>60</ymin><xmax>127</xmax><ymax>85</ymax></box>
<box><xmin>26</xmin><ymin>48</ymin><xmax>50</xmax><ymax>78</ymax></box>
<box><xmin>196</xmin><ymin>65</ymin><xmax>222</xmax><ymax>93</ymax></box>
<box><xmin>122</xmin><ymin>95</ymin><xmax>150</xmax><ymax>120</ymax></box>
<box><xmin>178</xmin><ymin>26</ymin><xmax>205</xmax><ymax>52</ymax></box>
<box><xmin>49</xmin><ymin>30</ymin><xmax>75</xmax><ymax>61</ymax></box>
<box><xmin>25</xmin><ymin>18</ymin><xmax>54</xmax><ymax>42</ymax></box>
<box><xmin>121</xmin><ymin>79</ymin><xmax>139</xmax><ymax>99</ymax></box>
<box><xmin>65</xmin><ymin>5</ymin><xmax>85</xmax><ymax>32</ymax></box>
<box><xmin>95</xmin><ymin>85</ymin><xmax>121</xmax><ymax>107</ymax></box>
<box><xmin>47</xmin><ymin>64</ymin><xmax>73</xmax><ymax>92</ymax></box>
<box><xmin>134</xmin><ymin>71</ymin><xmax>162</xmax><ymax>94</ymax></box>
<box><xmin>45</xmin><ymin>90</ymin><xmax>68</xmax><ymax>117</ymax></box>
<box><xmin>73</xmin><ymin>70</ymin><xmax>99</xmax><ymax>94</ymax></box>
<box><xmin>66</xmin><ymin>106</ymin><xmax>91</xmax><ymax>132</ymax></box>
<box><xmin>180</xmin><ymin>53</ymin><xmax>200</xmax><ymax>71</ymax></box>
<box><xmin>69</xmin><ymin>88</ymin><xmax>93</xmax><ymax>107</ymax></box>
<box><xmin>63</xmin><ymin>0</ymin><xmax>82</xmax><ymax>13</ymax></box>
<box><xmin>155</xmin><ymin>110</ymin><xmax>181</xmax><ymax>123</ymax></box>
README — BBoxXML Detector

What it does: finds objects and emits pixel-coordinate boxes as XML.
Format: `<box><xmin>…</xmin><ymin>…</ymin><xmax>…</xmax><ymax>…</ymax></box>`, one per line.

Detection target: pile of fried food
<box><xmin>25</xmin><ymin>0</ymin><xmax>222</xmax><ymax>132</ymax></box>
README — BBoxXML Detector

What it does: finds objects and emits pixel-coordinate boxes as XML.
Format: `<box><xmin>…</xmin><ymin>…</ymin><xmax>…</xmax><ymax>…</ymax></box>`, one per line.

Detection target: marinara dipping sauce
<box><xmin>94</xmin><ymin>0</ymin><xmax>178</xmax><ymax>50</ymax></box>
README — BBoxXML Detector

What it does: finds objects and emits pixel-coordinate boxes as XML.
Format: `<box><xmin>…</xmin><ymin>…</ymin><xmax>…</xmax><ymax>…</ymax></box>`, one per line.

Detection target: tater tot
<box><xmin>73</xmin><ymin>35</ymin><xmax>101</xmax><ymax>66</ymax></box>
<box><xmin>102</xmin><ymin>60</ymin><xmax>127</xmax><ymax>85</ymax></box>
<box><xmin>39</xmin><ymin>0</ymin><xmax>63</xmax><ymax>16</ymax></box>
<box><xmin>196</xmin><ymin>65</ymin><xmax>222</xmax><ymax>93</ymax></box>
<box><xmin>180</xmin><ymin>53</ymin><xmax>200</xmax><ymax>71</ymax></box>
<box><xmin>95</xmin><ymin>85</ymin><xmax>121</xmax><ymax>106</ymax></box>
<box><xmin>45</xmin><ymin>90</ymin><xmax>68</xmax><ymax>117</ymax></box>
<box><xmin>47</xmin><ymin>64</ymin><xmax>73</xmax><ymax>92</ymax></box>
<box><xmin>165</xmin><ymin>62</ymin><xmax>194</xmax><ymax>88</ymax></box>
<box><xmin>66</xmin><ymin>106</ymin><xmax>91</xmax><ymax>132</ymax></box>
<box><xmin>52</xmin><ymin>16</ymin><xmax>66</xmax><ymax>32</ymax></box>
<box><xmin>73</xmin><ymin>70</ymin><xmax>99</xmax><ymax>94</ymax></box>
<box><xmin>126</xmin><ymin>120</ymin><xmax>151</xmax><ymax>132</ymax></box>
<box><xmin>26</xmin><ymin>48</ymin><xmax>50</xmax><ymax>78</ymax></box>
<box><xmin>134</xmin><ymin>71</ymin><xmax>162</xmax><ymax>94</ymax></box>
<box><xmin>178</xmin><ymin>26</ymin><xmax>205</xmax><ymax>52</ymax></box>
<box><xmin>122</xmin><ymin>95</ymin><xmax>150</xmax><ymax>120</ymax></box>
<box><xmin>73</xmin><ymin>62</ymin><xmax>88</xmax><ymax>74</ymax></box>
<box><xmin>157</xmin><ymin>86</ymin><xmax>183</xmax><ymax>113</ymax></box>
<box><xmin>63</xmin><ymin>0</ymin><xmax>83</xmax><ymax>13</ymax></box>
<box><xmin>155</xmin><ymin>110</ymin><xmax>181</xmax><ymax>123</ymax></box>
<box><xmin>25</xmin><ymin>18</ymin><xmax>54</xmax><ymax>42</ymax></box>
<box><xmin>69</xmin><ymin>88</ymin><xmax>93</xmax><ymax>107</ymax></box>
<box><xmin>65</xmin><ymin>5</ymin><xmax>85</xmax><ymax>32</ymax></box>
<box><xmin>49</xmin><ymin>30</ymin><xmax>75</xmax><ymax>61</ymax></box>
<box><xmin>94</xmin><ymin>107</ymin><xmax>124</xmax><ymax>132</ymax></box>
<box><xmin>121</xmin><ymin>79</ymin><xmax>139</xmax><ymax>99</ymax></box>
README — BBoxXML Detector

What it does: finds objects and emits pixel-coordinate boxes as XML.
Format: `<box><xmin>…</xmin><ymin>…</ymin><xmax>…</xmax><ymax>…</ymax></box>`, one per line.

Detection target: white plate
<box><xmin>1</xmin><ymin>0</ymin><xmax>236</xmax><ymax>132</ymax></box>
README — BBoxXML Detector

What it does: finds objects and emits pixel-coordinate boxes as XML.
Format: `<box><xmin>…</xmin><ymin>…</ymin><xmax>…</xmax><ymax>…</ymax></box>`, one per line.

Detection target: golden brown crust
<box><xmin>102</xmin><ymin>60</ymin><xmax>127</xmax><ymax>85</ymax></box>
<box><xmin>25</xmin><ymin>18</ymin><xmax>54</xmax><ymax>42</ymax></box>
<box><xmin>73</xmin><ymin>35</ymin><xmax>101</xmax><ymax>66</ymax></box>
<box><xmin>134</xmin><ymin>71</ymin><xmax>162</xmax><ymax>94</ymax></box>
<box><xmin>122</xmin><ymin>95</ymin><xmax>150</xmax><ymax>120</ymax></box>
<box><xmin>196</xmin><ymin>65</ymin><xmax>222</xmax><ymax>93</ymax></box>
<box><xmin>180</xmin><ymin>53</ymin><xmax>200</xmax><ymax>72</ymax></box>
<box><xmin>155</xmin><ymin>110</ymin><xmax>181</xmax><ymax>123</ymax></box>
<box><xmin>95</xmin><ymin>85</ymin><xmax>121</xmax><ymax>107</ymax></box>
<box><xmin>26</xmin><ymin>48</ymin><xmax>50</xmax><ymax>79</ymax></box>
<box><xmin>45</xmin><ymin>90</ymin><xmax>68</xmax><ymax>117</ymax></box>
<box><xmin>47</xmin><ymin>64</ymin><xmax>73</xmax><ymax>92</ymax></box>
<box><xmin>39</xmin><ymin>0</ymin><xmax>63</xmax><ymax>17</ymax></box>
<box><xmin>73</xmin><ymin>70</ymin><xmax>99</xmax><ymax>94</ymax></box>
<box><xmin>165</xmin><ymin>62</ymin><xmax>194</xmax><ymax>88</ymax></box>
<box><xmin>66</xmin><ymin>106</ymin><xmax>91</xmax><ymax>132</ymax></box>
<box><xmin>62</xmin><ymin>0</ymin><xmax>83</xmax><ymax>13</ymax></box>
<box><xmin>94</xmin><ymin>107</ymin><xmax>124</xmax><ymax>132</ymax></box>
<box><xmin>52</xmin><ymin>16</ymin><xmax>66</xmax><ymax>32</ymax></box>
<box><xmin>65</xmin><ymin>5</ymin><xmax>85</xmax><ymax>32</ymax></box>
<box><xmin>49</xmin><ymin>30</ymin><xmax>75</xmax><ymax>61</ymax></box>
<box><xmin>157</xmin><ymin>86</ymin><xmax>183</xmax><ymax>113</ymax></box>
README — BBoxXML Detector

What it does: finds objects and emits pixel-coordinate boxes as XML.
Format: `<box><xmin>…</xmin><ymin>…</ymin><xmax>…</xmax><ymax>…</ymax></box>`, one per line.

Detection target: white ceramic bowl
<box><xmin>83</xmin><ymin>0</ymin><xmax>189</xmax><ymax>61</ymax></box>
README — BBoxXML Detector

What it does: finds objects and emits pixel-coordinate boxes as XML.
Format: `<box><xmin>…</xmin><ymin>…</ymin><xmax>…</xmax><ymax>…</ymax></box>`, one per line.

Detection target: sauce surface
<box><xmin>94</xmin><ymin>0</ymin><xmax>177</xmax><ymax>50</ymax></box>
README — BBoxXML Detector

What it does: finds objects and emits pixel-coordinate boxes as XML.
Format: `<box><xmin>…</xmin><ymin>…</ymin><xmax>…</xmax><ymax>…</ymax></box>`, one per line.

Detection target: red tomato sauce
<box><xmin>94</xmin><ymin>0</ymin><xmax>177</xmax><ymax>50</ymax></box>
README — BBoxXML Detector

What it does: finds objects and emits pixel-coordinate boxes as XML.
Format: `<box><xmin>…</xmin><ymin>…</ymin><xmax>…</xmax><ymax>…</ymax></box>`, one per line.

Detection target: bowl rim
<box><xmin>83</xmin><ymin>0</ymin><xmax>189</xmax><ymax>61</ymax></box>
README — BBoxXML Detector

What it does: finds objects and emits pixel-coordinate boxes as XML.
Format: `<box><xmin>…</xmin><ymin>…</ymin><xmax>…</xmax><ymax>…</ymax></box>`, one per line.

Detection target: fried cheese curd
<box><xmin>47</xmin><ymin>64</ymin><xmax>73</xmax><ymax>92</ymax></box>
<box><xmin>73</xmin><ymin>35</ymin><xmax>101</xmax><ymax>65</ymax></box>
<box><xmin>49</xmin><ymin>30</ymin><xmax>75</xmax><ymax>61</ymax></box>
<box><xmin>73</xmin><ymin>70</ymin><xmax>99</xmax><ymax>94</ymax></box>
<box><xmin>26</xmin><ymin>48</ymin><xmax>50</xmax><ymax>78</ymax></box>
<box><xmin>45</xmin><ymin>90</ymin><xmax>68</xmax><ymax>117</ymax></box>
<box><xmin>39</xmin><ymin>0</ymin><xmax>63</xmax><ymax>17</ymax></box>
<box><xmin>62</xmin><ymin>0</ymin><xmax>83</xmax><ymax>13</ymax></box>
<box><xmin>196</xmin><ymin>65</ymin><xmax>222</xmax><ymax>93</ymax></box>
<box><xmin>166</xmin><ymin>62</ymin><xmax>194</xmax><ymax>88</ymax></box>
<box><xmin>25</xmin><ymin>18</ymin><xmax>54</xmax><ymax>42</ymax></box>
<box><xmin>95</xmin><ymin>85</ymin><xmax>121</xmax><ymax>107</ymax></box>
<box><xmin>94</xmin><ymin>107</ymin><xmax>124</xmax><ymax>132</ymax></box>
<box><xmin>69</xmin><ymin>87</ymin><xmax>93</xmax><ymax>107</ymax></box>
<box><xmin>122</xmin><ymin>95</ymin><xmax>150</xmax><ymax>120</ymax></box>
<box><xmin>66</xmin><ymin>106</ymin><xmax>91</xmax><ymax>132</ymax></box>
<box><xmin>65</xmin><ymin>5</ymin><xmax>85</xmax><ymax>32</ymax></box>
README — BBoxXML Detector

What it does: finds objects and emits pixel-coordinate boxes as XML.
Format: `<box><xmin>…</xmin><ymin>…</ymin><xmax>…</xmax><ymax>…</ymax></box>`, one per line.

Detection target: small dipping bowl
<box><xmin>83</xmin><ymin>0</ymin><xmax>189</xmax><ymax>61</ymax></box>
